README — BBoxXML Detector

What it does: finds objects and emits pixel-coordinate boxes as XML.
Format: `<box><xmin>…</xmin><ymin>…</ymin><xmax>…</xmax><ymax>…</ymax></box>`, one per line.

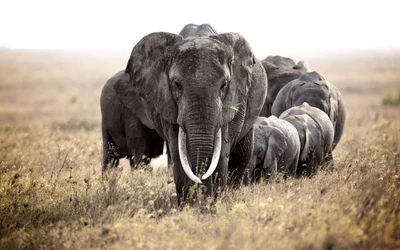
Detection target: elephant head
<box><xmin>250</xmin><ymin>124</ymin><xmax>287</xmax><ymax>179</ymax></box>
<box><xmin>260</xmin><ymin>55</ymin><xmax>309</xmax><ymax>117</ymax></box>
<box><xmin>114</xmin><ymin>31</ymin><xmax>266</xmax><ymax>196</ymax></box>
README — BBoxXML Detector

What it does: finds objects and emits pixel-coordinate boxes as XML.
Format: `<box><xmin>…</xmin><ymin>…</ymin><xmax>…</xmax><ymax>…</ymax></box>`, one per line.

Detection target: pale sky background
<box><xmin>1</xmin><ymin>0</ymin><xmax>399</xmax><ymax>57</ymax></box>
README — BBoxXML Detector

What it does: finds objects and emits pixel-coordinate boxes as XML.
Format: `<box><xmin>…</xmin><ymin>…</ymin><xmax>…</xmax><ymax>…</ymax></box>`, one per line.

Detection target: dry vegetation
<box><xmin>0</xmin><ymin>49</ymin><xmax>399</xmax><ymax>249</ymax></box>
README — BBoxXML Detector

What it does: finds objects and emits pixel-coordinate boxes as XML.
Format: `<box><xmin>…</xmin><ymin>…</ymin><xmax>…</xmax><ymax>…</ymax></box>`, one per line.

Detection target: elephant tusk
<box><xmin>163</xmin><ymin>141</ymin><xmax>167</xmax><ymax>155</ymax></box>
<box><xmin>178</xmin><ymin>127</ymin><xmax>202</xmax><ymax>184</ymax></box>
<box><xmin>201</xmin><ymin>128</ymin><xmax>221</xmax><ymax>180</ymax></box>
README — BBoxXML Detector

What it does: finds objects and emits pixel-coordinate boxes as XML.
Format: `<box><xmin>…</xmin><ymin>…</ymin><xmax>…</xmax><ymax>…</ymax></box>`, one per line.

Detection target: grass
<box><xmin>382</xmin><ymin>92</ymin><xmax>400</xmax><ymax>106</ymax></box>
<box><xmin>0</xmin><ymin>49</ymin><xmax>399</xmax><ymax>249</ymax></box>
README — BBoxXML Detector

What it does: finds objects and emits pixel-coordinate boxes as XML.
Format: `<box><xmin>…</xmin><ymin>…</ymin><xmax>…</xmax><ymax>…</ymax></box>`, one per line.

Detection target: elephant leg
<box><xmin>166</xmin><ymin>126</ymin><xmax>193</xmax><ymax>206</ymax></box>
<box><xmin>212</xmin><ymin>154</ymin><xmax>229</xmax><ymax>197</ymax></box>
<box><xmin>252</xmin><ymin>164</ymin><xmax>262</xmax><ymax>183</ymax></box>
<box><xmin>209</xmin><ymin>129</ymin><xmax>230</xmax><ymax>201</ymax></box>
<box><xmin>148</xmin><ymin>130</ymin><xmax>164</xmax><ymax>159</ymax></box>
<box><xmin>297</xmin><ymin>160</ymin><xmax>309</xmax><ymax>177</ymax></box>
<box><xmin>228</xmin><ymin>127</ymin><xmax>254</xmax><ymax>186</ymax></box>
<box><xmin>167</xmin><ymin>150</ymin><xmax>172</xmax><ymax>168</ymax></box>
<box><xmin>102</xmin><ymin>120</ymin><xmax>120</xmax><ymax>172</ymax></box>
<box><xmin>129</xmin><ymin>157</ymin><xmax>134</xmax><ymax>168</ymax></box>
<box><xmin>125</xmin><ymin>117</ymin><xmax>159</xmax><ymax>168</ymax></box>
<box><xmin>322</xmin><ymin>151</ymin><xmax>334</xmax><ymax>168</ymax></box>
<box><xmin>287</xmin><ymin>159</ymin><xmax>298</xmax><ymax>178</ymax></box>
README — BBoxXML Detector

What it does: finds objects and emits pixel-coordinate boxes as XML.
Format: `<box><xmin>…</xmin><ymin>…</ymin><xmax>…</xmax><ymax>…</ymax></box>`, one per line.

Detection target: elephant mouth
<box><xmin>178</xmin><ymin>127</ymin><xmax>222</xmax><ymax>184</ymax></box>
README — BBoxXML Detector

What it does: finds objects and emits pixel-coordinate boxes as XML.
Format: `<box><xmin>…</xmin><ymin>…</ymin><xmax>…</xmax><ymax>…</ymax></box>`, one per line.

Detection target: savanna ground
<box><xmin>0</xmin><ymin>48</ymin><xmax>399</xmax><ymax>250</ymax></box>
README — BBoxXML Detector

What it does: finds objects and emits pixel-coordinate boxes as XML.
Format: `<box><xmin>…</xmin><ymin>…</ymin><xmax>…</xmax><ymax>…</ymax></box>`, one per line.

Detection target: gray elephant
<box><xmin>271</xmin><ymin>71</ymin><xmax>346</xmax><ymax>149</ymax></box>
<box><xmin>100</xmin><ymin>24</ymin><xmax>218</xmax><ymax>170</ymax></box>
<box><xmin>248</xmin><ymin>116</ymin><xmax>300</xmax><ymax>182</ymax></box>
<box><xmin>111</xmin><ymin>24</ymin><xmax>267</xmax><ymax>204</ymax></box>
<box><xmin>279</xmin><ymin>102</ymin><xmax>334</xmax><ymax>176</ymax></box>
<box><xmin>100</xmin><ymin>71</ymin><xmax>165</xmax><ymax>171</ymax></box>
<box><xmin>260</xmin><ymin>55</ymin><xmax>309</xmax><ymax>117</ymax></box>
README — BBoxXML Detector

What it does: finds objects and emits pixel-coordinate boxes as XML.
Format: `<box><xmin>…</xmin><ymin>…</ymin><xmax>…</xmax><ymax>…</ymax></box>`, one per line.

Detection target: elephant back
<box><xmin>271</xmin><ymin>71</ymin><xmax>345</xmax><ymax>149</ymax></box>
<box><xmin>261</xmin><ymin>55</ymin><xmax>309</xmax><ymax>117</ymax></box>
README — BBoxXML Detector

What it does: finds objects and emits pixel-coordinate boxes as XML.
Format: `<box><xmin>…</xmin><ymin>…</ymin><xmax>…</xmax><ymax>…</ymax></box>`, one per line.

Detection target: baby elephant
<box><xmin>100</xmin><ymin>71</ymin><xmax>165</xmax><ymax>171</ymax></box>
<box><xmin>280</xmin><ymin>103</ymin><xmax>334</xmax><ymax>176</ymax></box>
<box><xmin>248</xmin><ymin>116</ymin><xmax>301</xmax><ymax>182</ymax></box>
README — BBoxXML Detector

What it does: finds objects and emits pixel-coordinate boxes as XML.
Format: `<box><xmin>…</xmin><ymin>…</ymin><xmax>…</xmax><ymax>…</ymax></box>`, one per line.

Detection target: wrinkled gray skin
<box><xmin>271</xmin><ymin>71</ymin><xmax>346</xmax><ymax>149</ymax></box>
<box><xmin>101</xmin><ymin>71</ymin><xmax>165</xmax><ymax>170</ymax></box>
<box><xmin>279</xmin><ymin>103</ymin><xmax>334</xmax><ymax>176</ymax></box>
<box><xmin>113</xmin><ymin>24</ymin><xmax>267</xmax><ymax>204</ymax></box>
<box><xmin>260</xmin><ymin>55</ymin><xmax>309</xmax><ymax>117</ymax></box>
<box><xmin>248</xmin><ymin>116</ymin><xmax>300</xmax><ymax>182</ymax></box>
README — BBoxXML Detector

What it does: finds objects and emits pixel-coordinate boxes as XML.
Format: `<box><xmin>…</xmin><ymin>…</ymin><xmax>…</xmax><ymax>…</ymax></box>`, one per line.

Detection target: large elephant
<box><xmin>271</xmin><ymin>71</ymin><xmax>346</xmax><ymax>149</ymax></box>
<box><xmin>279</xmin><ymin>103</ymin><xmax>334</xmax><ymax>176</ymax></box>
<box><xmin>100</xmin><ymin>24</ymin><xmax>219</xmax><ymax>170</ymax></box>
<box><xmin>260</xmin><ymin>55</ymin><xmax>309</xmax><ymax>117</ymax></box>
<box><xmin>248</xmin><ymin>116</ymin><xmax>300</xmax><ymax>182</ymax></box>
<box><xmin>113</xmin><ymin>24</ymin><xmax>267</xmax><ymax>204</ymax></box>
<box><xmin>100</xmin><ymin>71</ymin><xmax>165</xmax><ymax>171</ymax></box>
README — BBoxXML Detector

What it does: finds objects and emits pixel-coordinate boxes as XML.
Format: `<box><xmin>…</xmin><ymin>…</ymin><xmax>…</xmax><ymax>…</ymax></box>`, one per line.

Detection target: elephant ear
<box><xmin>263</xmin><ymin>127</ymin><xmax>287</xmax><ymax>170</ymax></box>
<box><xmin>211</xmin><ymin>33</ymin><xmax>255</xmax><ymax>119</ymax></box>
<box><xmin>114</xmin><ymin>32</ymin><xmax>183</xmax><ymax>124</ymax></box>
<box><xmin>212</xmin><ymin>33</ymin><xmax>267</xmax><ymax>142</ymax></box>
<box><xmin>112</xmin><ymin>69</ymin><xmax>139</xmax><ymax>111</ymax></box>
<box><xmin>328</xmin><ymin>86</ymin><xmax>339</xmax><ymax>123</ymax></box>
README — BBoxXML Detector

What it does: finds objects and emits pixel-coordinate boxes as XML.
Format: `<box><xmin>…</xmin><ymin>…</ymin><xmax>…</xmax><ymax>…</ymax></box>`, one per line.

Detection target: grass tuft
<box><xmin>382</xmin><ymin>91</ymin><xmax>400</xmax><ymax>106</ymax></box>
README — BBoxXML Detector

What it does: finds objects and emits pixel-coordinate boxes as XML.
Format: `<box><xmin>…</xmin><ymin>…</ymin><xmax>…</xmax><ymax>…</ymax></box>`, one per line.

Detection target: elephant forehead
<box><xmin>170</xmin><ymin>60</ymin><xmax>229</xmax><ymax>84</ymax></box>
<box><xmin>172</xmin><ymin>52</ymin><xmax>229</xmax><ymax>79</ymax></box>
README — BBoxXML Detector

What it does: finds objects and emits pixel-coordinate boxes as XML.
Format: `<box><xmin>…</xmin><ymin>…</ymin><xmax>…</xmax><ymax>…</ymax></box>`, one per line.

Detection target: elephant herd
<box><xmin>100</xmin><ymin>24</ymin><xmax>346</xmax><ymax>205</ymax></box>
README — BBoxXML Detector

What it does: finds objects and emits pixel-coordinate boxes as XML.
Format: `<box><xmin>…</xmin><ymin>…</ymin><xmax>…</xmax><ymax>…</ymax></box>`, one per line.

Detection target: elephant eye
<box><xmin>174</xmin><ymin>81</ymin><xmax>182</xmax><ymax>90</ymax></box>
<box><xmin>220</xmin><ymin>79</ymin><xmax>229</xmax><ymax>91</ymax></box>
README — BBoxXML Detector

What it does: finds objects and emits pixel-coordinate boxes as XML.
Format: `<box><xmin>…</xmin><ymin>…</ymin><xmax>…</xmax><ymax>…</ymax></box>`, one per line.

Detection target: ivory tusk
<box><xmin>163</xmin><ymin>141</ymin><xmax>167</xmax><ymax>155</ymax></box>
<box><xmin>178</xmin><ymin>127</ymin><xmax>202</xmax><ymax>184</ymax></box>
<box><xmin>201</xmin><ymin>128</ymin><xmax>221</xmax><ymax>180</ymax></box>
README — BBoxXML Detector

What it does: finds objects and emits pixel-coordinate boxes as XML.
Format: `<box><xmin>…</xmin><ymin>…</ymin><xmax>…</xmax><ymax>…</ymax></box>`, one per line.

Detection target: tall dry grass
<box><xmin>0</xmin><ymin>49</ymin><xmax>399</xmax><ymax>249</ymax></box>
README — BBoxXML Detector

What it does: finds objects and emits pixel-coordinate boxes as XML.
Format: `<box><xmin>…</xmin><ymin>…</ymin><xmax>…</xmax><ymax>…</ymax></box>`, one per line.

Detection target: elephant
<box><xmin>279</xmin><ymin>102</ymin><xmax>334</xmax><ymax>176</ymax></box>
<box><xmin>100</xmin><ymin>24</ymin><xmax>219</xmax><ymax>170</ymax></box>
<box><xmin>248</xmin><ymin>116</ymin><xmax>300</xmax><ymax>182</ymax></box>
<box><xmin>271</xmin><ymin>71</ymin><xmax>346</xmax><ymax>150</ymax></box>
<box><xmin>100</xmin><ymin>71</ymin><xmax>165</xmax><ymax>171</ymax></box>
<box><xmin>112</xmin><ymin>24</ymin><xmax>268</xmax><ymax>204</ymax></box>
<box><xmin>259</xmin><ymin>55</ymin><xmax>309</xmax><ymax>117</ymax></box>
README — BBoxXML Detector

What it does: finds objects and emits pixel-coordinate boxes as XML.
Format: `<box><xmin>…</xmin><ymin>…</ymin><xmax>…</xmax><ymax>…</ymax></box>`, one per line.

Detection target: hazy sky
<box><xmin>1</xmin><ymin>0</ymin><xmax>399</xmax><ymax>57</ymax></box>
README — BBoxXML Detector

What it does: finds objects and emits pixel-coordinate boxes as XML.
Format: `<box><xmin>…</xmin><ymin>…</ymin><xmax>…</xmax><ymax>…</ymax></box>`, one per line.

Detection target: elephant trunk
<box><xmin>178</xmin><ymin>99</ymin><xmax>222</xmax><ymax>184</ymax></box>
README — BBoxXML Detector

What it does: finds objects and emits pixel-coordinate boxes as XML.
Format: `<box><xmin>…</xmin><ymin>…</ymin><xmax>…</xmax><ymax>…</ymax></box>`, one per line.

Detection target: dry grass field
<box><xmin>0</xmin><ymin>48</ymin><xmax>399</xmax><ymax>249</ymax></box>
